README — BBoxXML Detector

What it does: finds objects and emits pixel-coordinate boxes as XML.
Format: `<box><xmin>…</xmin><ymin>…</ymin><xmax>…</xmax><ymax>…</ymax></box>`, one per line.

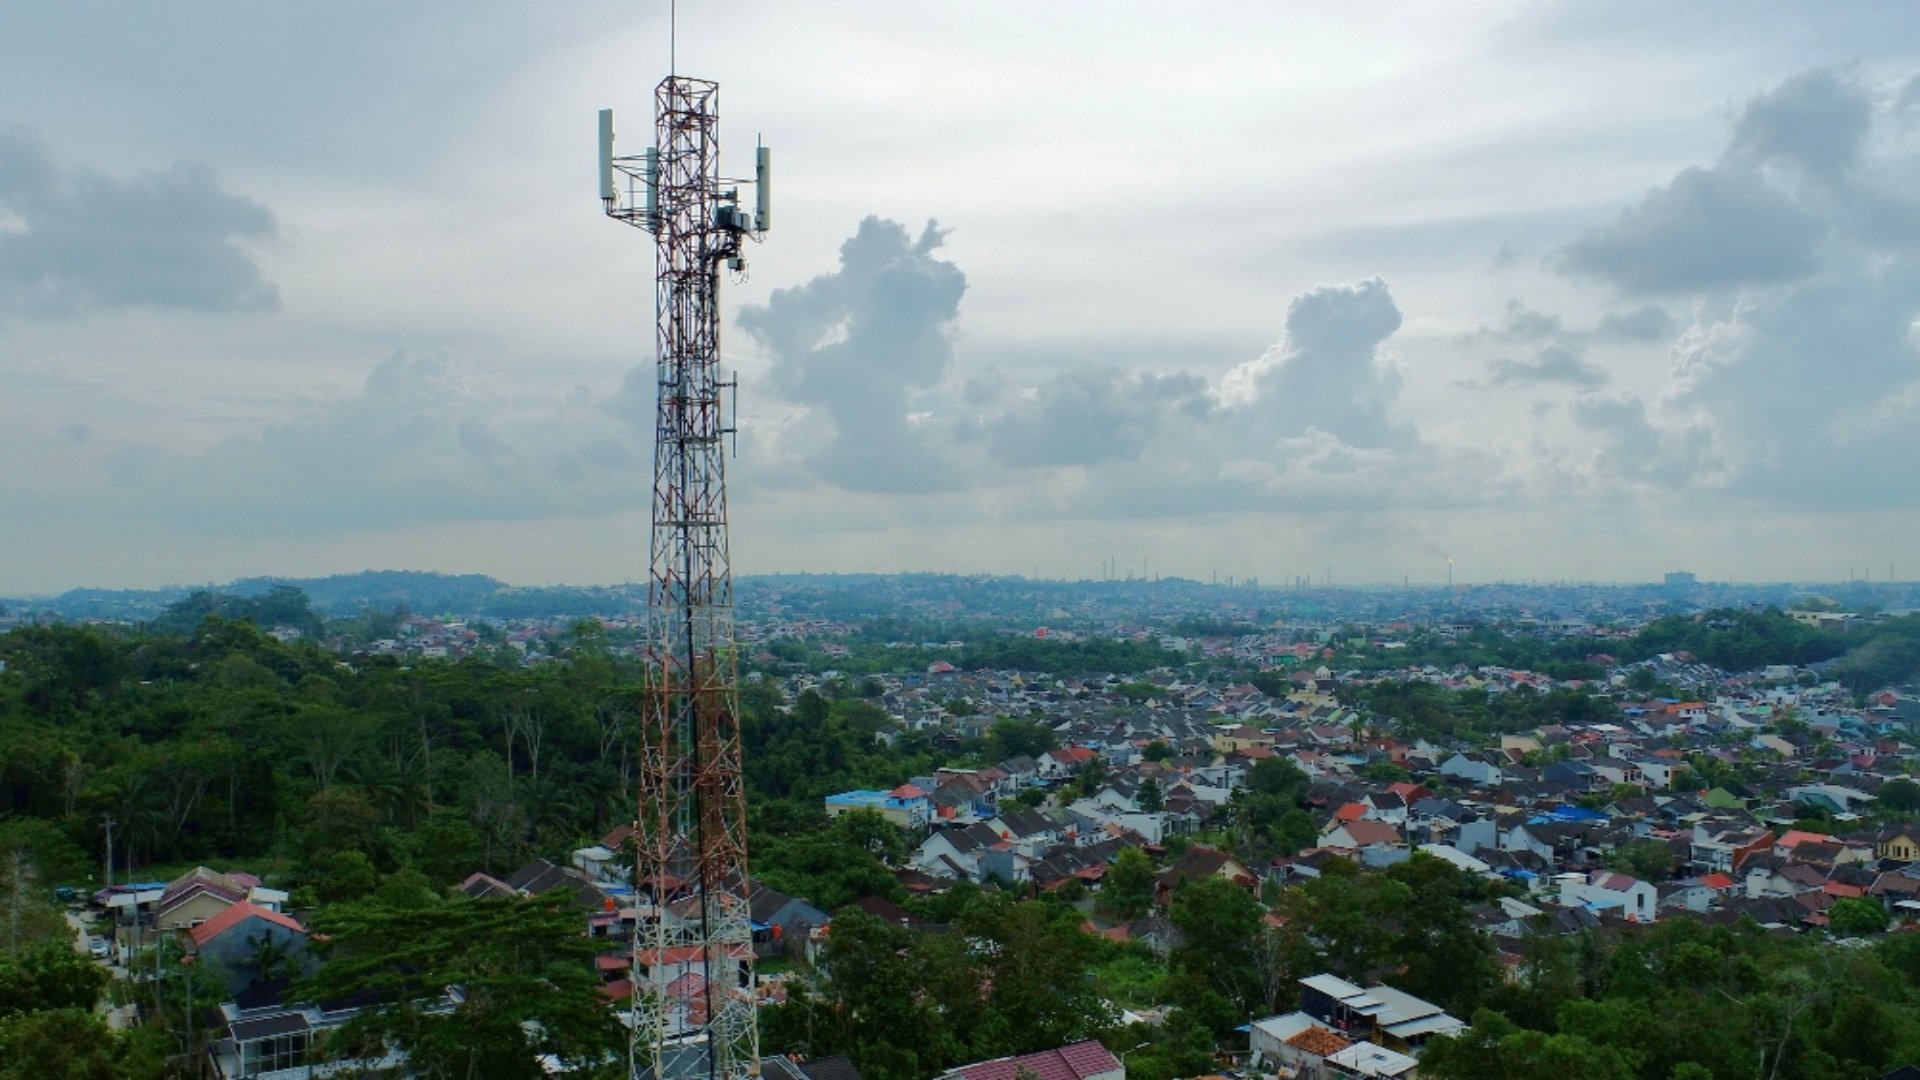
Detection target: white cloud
<box><xmin>738</xmin><ymin>217</ymin><xmax>967</xmax><ymax>492</ymax></box>
<box><xmin>0</xmin><ymin>127</ymin><xmax>278</xmax><ymax>316</ymax></box>
<box><xmin>101</xmin><ymin>351</ymin><xmax>653</xmax><ymax>535</ymax></box>
<box><xmin>1568</xmin><ymin>71</ymin><xmax>1920</xmax><ymax>505</ymax></box>
<box><xmin>1219</xmin><ymin>278</ymin><xmax>1414</xmax><ymax>451</ymax></box>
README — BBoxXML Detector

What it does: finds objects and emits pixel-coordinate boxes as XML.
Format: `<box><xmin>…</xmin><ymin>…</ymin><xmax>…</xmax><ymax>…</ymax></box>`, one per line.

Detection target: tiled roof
<box><xmin>186</xmin><ymin>900</ymin><xmax>305</xmax><ymax>948</ymax></box>
<box><xmin>159</xmin><ymin>867</ymin><xmax>247</xmax><ymax>915</ymax></box>
<box><xmin>945</xmin><ymin>1040</ymin><xmax>1121</xmax><ymax>1080</ymax></box>
<box><xmin>1284</xmin><ymin>1025</ymin><xmax>1352</xmax><ymax>1057</ymax></box>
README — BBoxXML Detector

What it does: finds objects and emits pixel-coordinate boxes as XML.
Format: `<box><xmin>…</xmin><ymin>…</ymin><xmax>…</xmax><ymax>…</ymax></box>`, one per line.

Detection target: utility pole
<box><xmin>101</xmin><ymin>813</ymin><xmax>116</xmax><ymax>889</ymax></box>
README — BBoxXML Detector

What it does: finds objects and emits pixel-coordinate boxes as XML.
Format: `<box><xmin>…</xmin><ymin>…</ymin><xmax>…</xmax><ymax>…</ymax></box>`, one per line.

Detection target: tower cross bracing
<box><xmin>602</xmin><ymin>75</ymin><xmax>767</xmax><ymax>1080</ymax></box>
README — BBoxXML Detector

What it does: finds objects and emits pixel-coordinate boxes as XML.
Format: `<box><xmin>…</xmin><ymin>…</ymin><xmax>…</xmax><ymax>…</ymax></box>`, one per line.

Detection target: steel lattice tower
<box><xmin>601</xmin><ymin>76</ymin><xmax>768</xmax><ymax>1080</ymax></box>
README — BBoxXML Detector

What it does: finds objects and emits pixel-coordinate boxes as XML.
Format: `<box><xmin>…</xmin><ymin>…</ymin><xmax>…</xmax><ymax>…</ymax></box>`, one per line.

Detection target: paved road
<box><xmin>64</xmin><ymin>909</ymin><xmax>136</xmax><ymax>1030</ymax></box>
<box><xmin>63</xmin><ymin>909</ymin><xmax>90</xmax><ymax>955</ymax></box>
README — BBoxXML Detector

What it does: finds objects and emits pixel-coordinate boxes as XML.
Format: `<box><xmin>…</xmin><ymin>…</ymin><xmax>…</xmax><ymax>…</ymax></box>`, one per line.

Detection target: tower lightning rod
<box><xmin>600</xmin><ymin>70</ymin><xmax>770</xmax><ymax>1080</ymax></box>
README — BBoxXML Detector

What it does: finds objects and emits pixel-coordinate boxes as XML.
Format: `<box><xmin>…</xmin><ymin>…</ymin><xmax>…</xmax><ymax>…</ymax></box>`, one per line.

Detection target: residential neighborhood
<box><xmin>9</xmin><ymin>576</ymin><xmax>1920</xmax><ymax>1078</ymax></box>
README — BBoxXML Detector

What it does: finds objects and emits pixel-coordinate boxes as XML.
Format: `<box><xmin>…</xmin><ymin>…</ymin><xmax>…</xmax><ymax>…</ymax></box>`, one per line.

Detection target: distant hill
<box><xmin>225</xmin><ymin>571</ymin><xmax>509</xmax><ymax>614</ymax></box>
<box><xmin>0</xmin><ymin>570</ymin><xmax>585</xmax><ymax>622</ymax></box>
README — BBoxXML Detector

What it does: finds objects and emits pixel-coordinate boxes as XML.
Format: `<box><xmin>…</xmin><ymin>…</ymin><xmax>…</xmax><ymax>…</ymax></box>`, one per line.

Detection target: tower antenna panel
<box><xmin>598</xmin><ymin>108</ymin><xmax>616</xmax><ymax>203</ymax></box>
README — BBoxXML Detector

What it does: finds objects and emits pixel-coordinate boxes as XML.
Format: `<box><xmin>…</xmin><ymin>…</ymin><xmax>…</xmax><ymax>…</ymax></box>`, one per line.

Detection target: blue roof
<box><xmin>824</xmin><ymin>790</ymin><xmax>920</xmax><ymax>810</ymax></box>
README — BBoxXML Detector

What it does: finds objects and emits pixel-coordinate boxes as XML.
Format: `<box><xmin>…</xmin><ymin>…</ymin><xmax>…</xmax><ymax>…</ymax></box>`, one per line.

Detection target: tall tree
<box><xmin>1167</xmin><ymin>877</ymin><xmax>1266</xmax><ymax>1016</ymax></box>
<box><xmin>302</xmin><ymin>896</ymin><xmax>622</xmax><ymax>1079</ymax></box>
<box><xmin>1100</xmin><ymin>848</ymin><xmax>1155</xmax><ymax>920</ymax></box>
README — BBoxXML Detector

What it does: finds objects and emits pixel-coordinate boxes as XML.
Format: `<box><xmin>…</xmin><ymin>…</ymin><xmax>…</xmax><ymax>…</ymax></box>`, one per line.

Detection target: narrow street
<box><xmin>64</xmin><ymin>907</ymin><xmax>137</xmax><ymax>1030</ymax></box>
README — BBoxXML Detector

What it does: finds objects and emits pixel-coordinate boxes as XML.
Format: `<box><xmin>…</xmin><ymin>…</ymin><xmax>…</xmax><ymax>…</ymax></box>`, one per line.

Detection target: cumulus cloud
<box><xmin>1558</xmin><ymin>166</ymin><xmax>1822</xmax><ymax>294</ymax></box>
<box><xmin>1571</xmin><ymin>392</ymin><xmax>1711</xmax><ymax>487</ymax></box>
<box><xmin>1490</xmin><ymin>344</ymin><xmax>1609</xmax><ymax>388</ymax></box>
<box><xmin>1538</xmin><ymin>68</ymin><xmax>1920</xmax><ymax>508</ymax></box>
<box><xmin>1593</xmin><ymin>304</ymin><xmax>1675</xmax><ymax>342</ymax></box>
<box><xmin>977</xmin><ymin>366</ymin><xmax>1212</xmax><ymax>468</ymax></box>
<box><xmin>1220</xmin><ymin>277</ymin><xmax>1414</xmax><ymax>451</ymax></box>
<box><xmin>1553</xmin><ymin>69</ymin><xmax>1905</xmax><ymax>297</ymax></box>
<box><xmin>0</xmin><ymin>127</ymin><xmax>279</xmax><ymax>315</ymax></box>
<box><xmin>736</xmin><ymin>219</ymin><xmax>1463</xmax><ymax>521</ymax></box>
<box><xmin>738</xmin><ymin>217</ymin><xmax>966</xmax><ymax>492</ymax></box>
<box><xmin>1725</xmin><ymin>67</ymin><xmax>1873</xmax><ymax>181</ymax></box>
<box><xmin>1899</xmin><ymin>72</ymin><xmax>1920</xmax><ymax>121</ymax></box>
<box><xmin>1666</xmin><ymin>262</ymin><xmax>1920</xmax><ymax>504</ymax></box>
<box><xmin>107</xmin><ymin>351</ymin><xmax>653</xmax><ymax>534</ymax></box>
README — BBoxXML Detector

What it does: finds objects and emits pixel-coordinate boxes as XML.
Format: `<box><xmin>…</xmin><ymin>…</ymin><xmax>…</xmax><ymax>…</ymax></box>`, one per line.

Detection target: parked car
<box><xmin>87</xmin><ymin>937</ymin><xmax>109</xmax><ymax>960</ymax></box>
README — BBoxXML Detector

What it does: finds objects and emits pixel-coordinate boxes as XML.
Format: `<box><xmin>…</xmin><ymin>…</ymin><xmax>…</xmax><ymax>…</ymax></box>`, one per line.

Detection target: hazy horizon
<box><xmin>8</xmin><ymin>565</ymin><xmax>1916</xmax><ymax>604</ymax></box>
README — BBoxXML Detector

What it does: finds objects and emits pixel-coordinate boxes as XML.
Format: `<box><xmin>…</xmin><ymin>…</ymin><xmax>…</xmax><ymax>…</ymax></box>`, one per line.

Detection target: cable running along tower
<box><xmin>600</xmin><ymin>74</ymin><xmax>769</xmax><ymax>1080</ymax></box>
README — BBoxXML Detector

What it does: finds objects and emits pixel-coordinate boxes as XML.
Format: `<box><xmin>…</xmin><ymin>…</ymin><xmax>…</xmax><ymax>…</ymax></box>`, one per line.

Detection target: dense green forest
<box><xmin>1338</xmin><ymin>681</ymin><xmax>1621</xmax><ymax>743</ymax></box>
<box><xmin>0</xmin><ymin>615</ymin><xmax>944</xmax><ymax>904</ymax></box>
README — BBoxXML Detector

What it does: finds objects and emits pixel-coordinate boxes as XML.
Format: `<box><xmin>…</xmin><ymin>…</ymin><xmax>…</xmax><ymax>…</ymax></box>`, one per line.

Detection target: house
<box><xmin>1293</xmin><ymin>972</ymin><xmax>1466</xmax><ymax>1053</ymax></box>
<box><xmin>204</xmin><ymin>986</ymin><xmax>460</xmax><ymax>1079</ymax></box>
<box><xmin>155</xmin><ymin>867</ymin><xmax>274</xmax><ymax>932</ymax></box>
<box><xmin>1636</xmin><ymin>759</ymin><xmax>1687</xmax><ymax>789</ymax></box>
<box><xmin>1154</xmin><ymin>846</ymin><xmax>1255</xmax><ymax>905</ymax></box>
<box><xmin>459</xmin><ymin>871</ymin><xmax>519</xmax><ymax>900</ymax></box>
<box><xmin>1415</xmin><ymin>843</ymin><xmax>1492</xmax><ymax>878</ymax></box>
<box><xmin>1439</xmin><ymin>752</ymin><xmax>1503</xmax><ymax>786</ymax></box>
<box><xmin>1321</xmin><ymin>820</ymin><xmax>1406</xmax><ymax>864</ymax></box>
<box><xmin>938</xmin><ymin>1040</ymin><xmax>1122</xmax><ymax>1080</ymax></box>
<box><xmin>505</xmin><ymin>857</ymin><xmax>622</xmax><ymax>910</ymax></box>
<box><xmin>1250</xmin><ymin>1012</ymin><xmax>1352</xmax><ymax>1076</ymax></box>
<box><xmin>1559</xmin><ymin>870</ymin><xmax>1658</xmax><ymax>922</ymax></box>
<box><xmin>570</xmin><ymin>845</ymin><xmax>620</xmax><ymax>883</ymax></box>
<box><xmin>184</xmin><ymin>901</ymin><xmax>309</xmax><ymax>996</ymax></box>
<box><xmin>998</xmin><ymin>756</ymin><xmax>1042</xmax><ymax>789</ymax></box>
<box><xmin>1502</xmin><ymin>821</ymin><xmax>1593</xmax><ymax>869</ymax></box>
<box><xmin>1542</xmin><ymin>759</ymin><xmax>1599</xmax><ymax>791</ymax></box>
<box><xmin>987</xmin><ymin>808</ymin><xmax>1067</xmax><ymax>858</ymax></box>
<box><xmin>914</xmin><ymin>823</ymin><xmax>1007</xmax><ymax>882</ymax></box>
<box><xmin>1691</xmin><ymin>825</ymin><xmax>1773</xmax><ymax>874</ymax></box>
<box><xmin>748</xmin><ymin>883</ymin><xmax>829</xmax><ymax>958</ymax></box>
<box><xmin>1040</xmin><ymin>746</ymin><xmax>1098</xmax><ymax>779</ymax></box>
<box><xmin>1362</xmin><ymin>791</ymin><xmax>1409</xmax><ymax>826</ymax></box>
<box><xmin>1658</xmin><ymin>873</ymin><xmax>1735</xmax><ymax>914</ymax></box>
<box><xmin>823</xmin><ymin>787</ymin><xmax>932</xmax><ymax>830</ymax></box>
<box><xmin>1585</xmin><ymin>756</ymin><xmax>1645</xmax><ymax>789</ymax></box>
<box><xmin>1786</xmin><ymin>783</ymin><xmax>1877</xmax><ymax>816</ymax></box>
<box><xmin>1879</xmin><ymin>824</ymin><xmax>1920</xmax><ymax>863</ymax></box>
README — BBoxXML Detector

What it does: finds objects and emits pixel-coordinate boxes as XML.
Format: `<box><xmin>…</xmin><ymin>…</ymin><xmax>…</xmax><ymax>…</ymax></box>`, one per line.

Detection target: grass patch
<box><xmin>1092</xmin><ymin>952</ymin><xmax>1169</xmax><ymax>1010</ymax></box>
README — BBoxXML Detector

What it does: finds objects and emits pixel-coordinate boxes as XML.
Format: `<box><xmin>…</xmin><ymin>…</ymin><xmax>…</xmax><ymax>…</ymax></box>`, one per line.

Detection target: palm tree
<box><xmin>247</xmin><ymin>930</ymin><xmax>297</xmax><ymax>984</ymax></box>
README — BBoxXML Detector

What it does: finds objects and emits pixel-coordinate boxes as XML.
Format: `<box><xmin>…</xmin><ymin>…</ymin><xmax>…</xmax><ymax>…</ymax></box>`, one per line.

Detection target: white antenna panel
<box><xmin>644</xmin><ymin>147</ymin><xmax>659</xmax><ymax>223</ymax></box>
<box><xmin>597</xmin><ymin>109</ymin><xmax>615</xmax><ymax>202</ymax></box>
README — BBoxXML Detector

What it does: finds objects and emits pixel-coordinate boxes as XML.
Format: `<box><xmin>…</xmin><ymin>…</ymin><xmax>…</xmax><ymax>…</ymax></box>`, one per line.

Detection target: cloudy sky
<box><xmin>3</xmin><ymin>2</ymin><xmax>1918</xmax><ymax>594</ymax></box>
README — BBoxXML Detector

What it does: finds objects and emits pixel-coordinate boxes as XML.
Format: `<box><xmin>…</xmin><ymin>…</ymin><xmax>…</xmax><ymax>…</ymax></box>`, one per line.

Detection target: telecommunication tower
<box><xmin>599</xmin><ymin>75</ymin><xmax>770</xmax><ymax>1080</ymax></box>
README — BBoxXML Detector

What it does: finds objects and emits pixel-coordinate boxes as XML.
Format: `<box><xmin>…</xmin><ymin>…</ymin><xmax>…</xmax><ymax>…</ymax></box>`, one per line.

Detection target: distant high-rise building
<box><xmin>1664</xmin><ymin>571</ymin><xmax>1697</xmax><ymax>589</ymax></box>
